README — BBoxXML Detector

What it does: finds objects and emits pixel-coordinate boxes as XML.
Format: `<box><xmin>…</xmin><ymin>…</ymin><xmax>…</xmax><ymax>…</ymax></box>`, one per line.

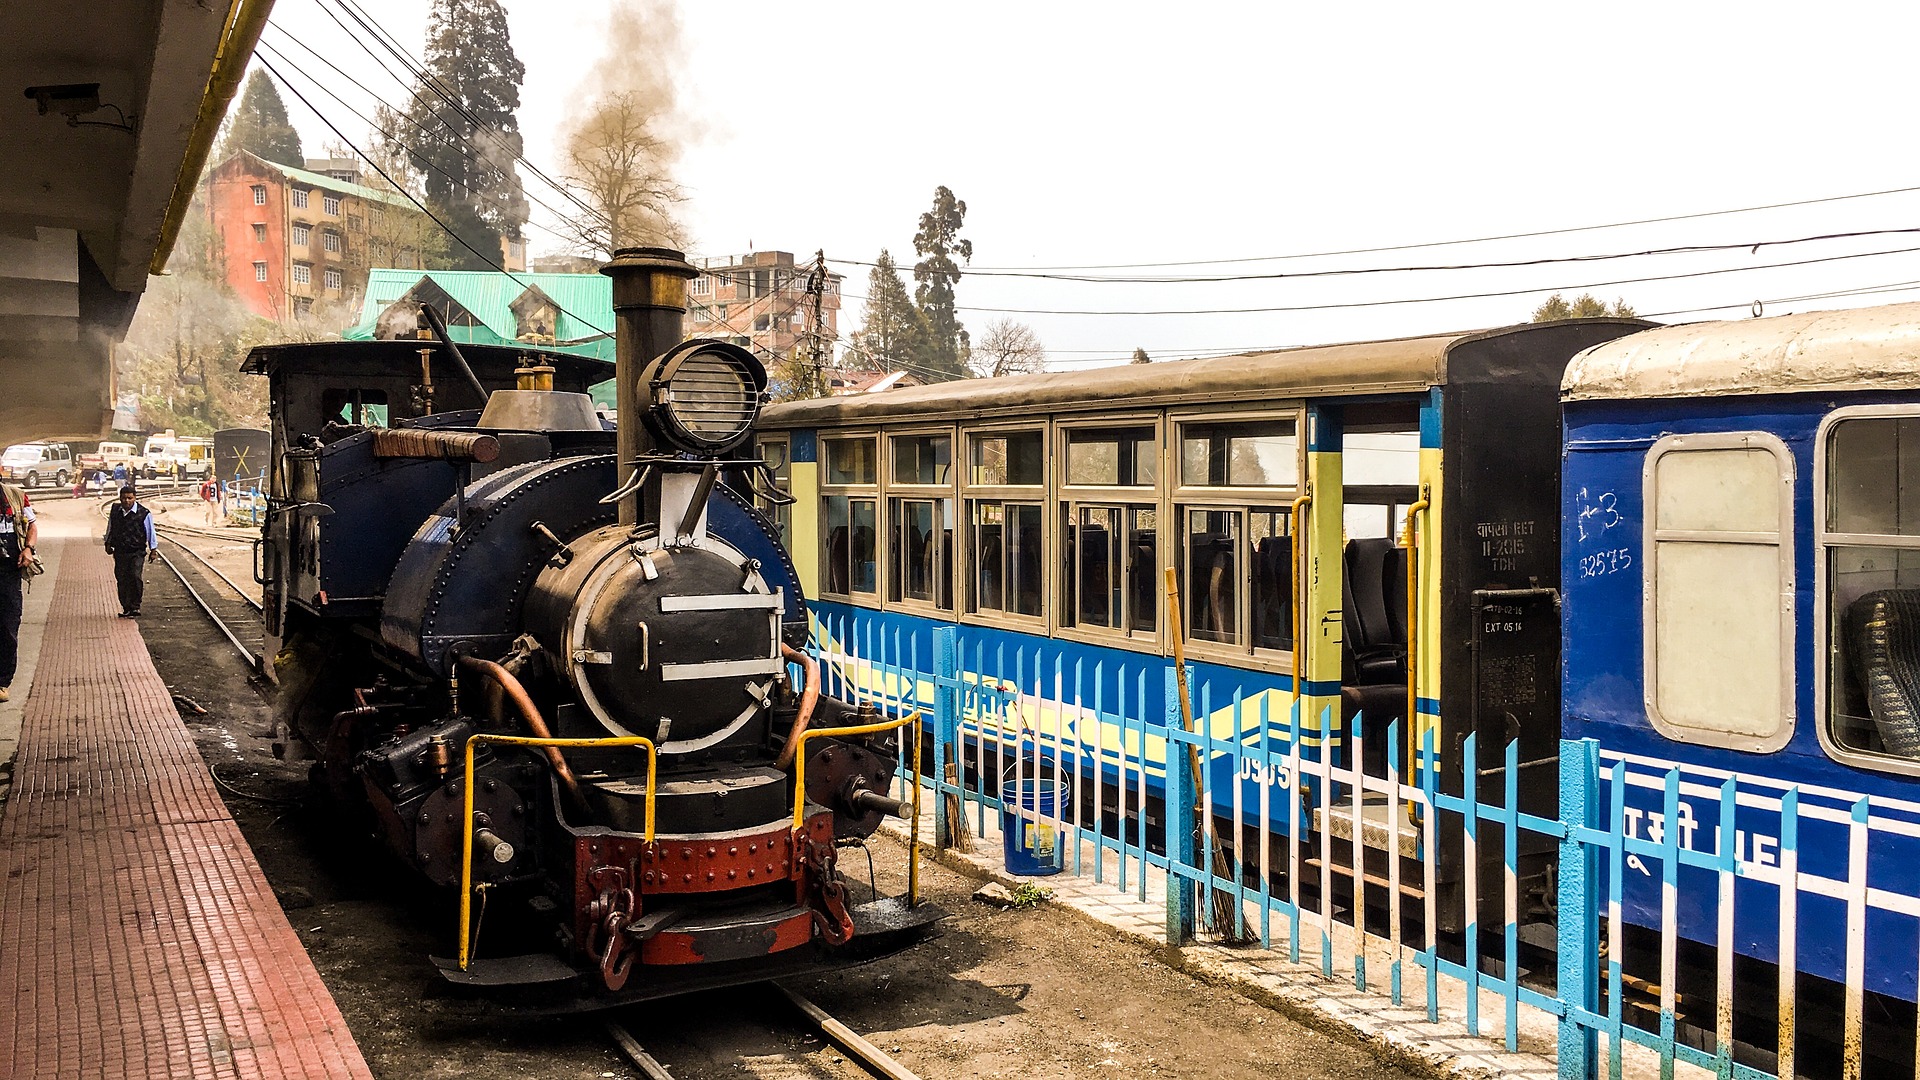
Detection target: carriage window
<box><xmin>1180</xmin><ymin>419</ymin><xmax>1297</xmax><ymax>487</ymax></box>
<box><xmin>888</xmin><ymin>497</ymin><xmax>953</xmax><ymax>609</ymax></box>
<box><xmin>970</xmin><ymin>431</ymin><xmax>1044</xmax><ymax>486</ymax></box>
<box><xmin>1645</xmin><ymin>434</ymin><xmax>1792</xmax><ymax>750</ymax></box>
<box><xmin>969</xmin><ymin>500</ymin><xmax>1043</xmax><ymax>618</ymax></box>
<box><xmin>1062</xmin><ymin>504</ymin><xmax>1158</xmax><ymax>635</ymax></box>
<box><xmin>1249</xmin><ymin>508</ymin><xmax>1295</xmax><ymax>651</ymax></box>
<box><xmin>1824</xmin><ymin>415</ymin><xmax>1920</xmax><ymax>765</ymax></box>
<box><xmin>1065</xmin><ymin>426</ymin><xmax>1157</xmax><ymax>487</ymax></box>
<box><xmin>1186</xmin><ymin>509</ymin><xmax>1241</xmax><ymax>645</ymax></box>
<box><xmin>824</xmin><ymin>437</ymin><xmax>876</xmax><ymax>485</ymax></box>
<box><xmin>756</xmin><ymin>437</ymin><xmax>791</xmax><ymax>543</ymax></box>
<box><xmin>824</xmin><ymin>494</ymin><xmax>877</xmax><ymax>596</ymax></box>
<box><xmin>891</xmin><ymin>434</ymin><xmax>951</xmax><ymax>485</ymax></box>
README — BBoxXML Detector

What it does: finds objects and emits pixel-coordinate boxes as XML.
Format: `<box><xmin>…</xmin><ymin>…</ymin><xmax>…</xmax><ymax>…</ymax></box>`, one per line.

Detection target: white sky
<box><xmin>259</xmin><ymin>0</ymin><xmax>1920</xmax><ymax>368</ymax></box>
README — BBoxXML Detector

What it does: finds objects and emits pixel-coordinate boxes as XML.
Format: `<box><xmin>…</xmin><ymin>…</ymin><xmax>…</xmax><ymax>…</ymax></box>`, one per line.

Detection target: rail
<box><xmin>457</xmin><ymin>732</ymin><xmax>658</xmax><ymax>970</ymax></box>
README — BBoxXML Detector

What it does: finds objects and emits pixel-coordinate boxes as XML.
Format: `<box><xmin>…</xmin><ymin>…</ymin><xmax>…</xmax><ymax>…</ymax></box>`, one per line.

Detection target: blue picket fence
<box><xmin>808</xmin><ymin>612</ymin><xmax>1920</xmax><ymax>1080</ymax></box>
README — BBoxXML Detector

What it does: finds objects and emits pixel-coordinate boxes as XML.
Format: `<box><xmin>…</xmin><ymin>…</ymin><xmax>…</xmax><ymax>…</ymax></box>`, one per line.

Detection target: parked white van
<box><xmin>0</xmin><ymin>442</ymin><xmax>72</xmax><ymax>489</ymax></box>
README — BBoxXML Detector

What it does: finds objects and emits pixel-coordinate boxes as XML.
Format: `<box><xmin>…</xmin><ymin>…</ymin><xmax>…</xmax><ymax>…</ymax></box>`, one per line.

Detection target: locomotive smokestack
<box><xmin>603</xmin><ymin>247</ymin><xmax>698</xmax><ymax>526</ymax></box>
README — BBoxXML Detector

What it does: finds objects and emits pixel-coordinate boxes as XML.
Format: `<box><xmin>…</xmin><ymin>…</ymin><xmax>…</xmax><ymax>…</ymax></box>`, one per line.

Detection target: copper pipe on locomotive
<box><xmin>455</xmin><ymin>654</ymin><xmax>582</xmax><ymax>802</ymax></box>
<box><xmin>776</xmin><ymin>642</ymin><xmax>820</xmax><ymax>771</ymax></box>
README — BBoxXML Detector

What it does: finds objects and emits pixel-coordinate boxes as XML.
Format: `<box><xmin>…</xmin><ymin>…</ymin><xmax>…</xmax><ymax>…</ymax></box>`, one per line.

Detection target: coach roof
<box><xmin>764</xmin><ymin>329</ymin><xmax>1484</xmax><ymax>427</ymax></box>
<box><xmin>1562</xmin><ymin>301</ymin><xmax>1920</xmax><ymax>402</ymax></box>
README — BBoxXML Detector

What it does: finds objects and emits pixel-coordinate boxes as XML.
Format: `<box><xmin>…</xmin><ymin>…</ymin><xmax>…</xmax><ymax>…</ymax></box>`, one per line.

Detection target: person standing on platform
<box><xmin>0</xmin><ymin>483</ymin><xmax>38</xmax><ymax>701</ymax></box>
<box><xmin>112</xmin><ymin>461</ymin><xmax>127</xmax><ymax>488</ymax></box>
<box><xmin>105</xmin><ymin>486</ymin><xmax>157</xmax><ymax>618</ymax></box>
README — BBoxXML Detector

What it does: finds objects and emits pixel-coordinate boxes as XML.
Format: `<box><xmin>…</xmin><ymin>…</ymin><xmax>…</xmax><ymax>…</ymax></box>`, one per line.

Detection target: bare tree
<box><xmin>559</xmin><ymin>90</ymin><xmax>683</xmax><ymax>257</ymax></box>
<box><xmin>971</xmin><ymin>319</ymin><xmax>1046</xmax><ymax>378</ymax></box>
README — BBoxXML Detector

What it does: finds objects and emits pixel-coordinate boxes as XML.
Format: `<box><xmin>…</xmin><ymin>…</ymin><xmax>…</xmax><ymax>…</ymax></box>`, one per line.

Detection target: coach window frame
<box><xmin>1169</xmin><ymin>406</ymin><xmax>1303</xmax><ymax>674</ymax></box>
<box><xmin>961</xmin><ymin>423</ymin><xmax>1049</xmax><ymax>629</ymax></box>
<box><xmin>883</xmin><ymin>427</ymin><xmax>958</xmax><ymax>614</ymax></box>
<box><xmin>1641</xmin><ymin>429</ymin><xmax>1796</xmax><ymax>753</ymax></box>
<box><xmin>1055</xmin><ymin>414</ymin><xmax>1166</xmax><ymax>654</ymax></box>
<box><xmin>1814</xmin><ymin>404</ymin><xmax>1920</xmax><ymax>775</ymax></box>
<box><xmin>819</xmin><ymin>432</ymin><xmax>880</xmax><ymax>605</ymax></box>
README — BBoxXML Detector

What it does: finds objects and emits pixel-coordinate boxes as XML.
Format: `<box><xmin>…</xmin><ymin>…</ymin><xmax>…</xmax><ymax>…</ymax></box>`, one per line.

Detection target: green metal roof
<box><xmin>342</xmin><ymin>268</ymin><xmax>619</xmax><ymax>406</ymax></box>
<box><xmin>245</xmin><ymin>153</ymin><xmax>418</xmax><ymax>210</ymax></box>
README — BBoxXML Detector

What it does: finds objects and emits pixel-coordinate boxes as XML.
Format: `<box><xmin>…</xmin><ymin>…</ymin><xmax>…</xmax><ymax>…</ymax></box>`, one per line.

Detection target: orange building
<box><xmin>687</xmin><ymin>251</ymin><xmax>842</xmax><ymax>364</ymax></box>
<box><xmin>204</xmin><ymin>152</ymin><xmax>431</xmax><ymax>321</ymax></box>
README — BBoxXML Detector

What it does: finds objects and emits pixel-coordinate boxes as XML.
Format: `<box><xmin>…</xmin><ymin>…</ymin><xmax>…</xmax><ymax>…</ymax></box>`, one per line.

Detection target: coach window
<box><xmin>966</xmin><ymin>429</ymin><xmax>1045</xmax><ymax>621</ymax></box>
<box><xmin>1174</xmin><ymin>415</ymin><xmax>1299</xmax><ymax>661</ymax></box>
<box><xmin>1644</xmin><ymin>432</ymin><xmax>1794</xmax><ymax>752</ymax></box>
<box><xmin>822</xmin><ymin>436</ymin><xmax>878</xmax><ymax>600</ymax></box>
<box><xmin>756</xmin><ymin>436</ymin><xmax>792</xmax><ymax>544</ymax></box>
<box><xmin>1821</xmin><ymin>412</ymin><xmax>1920</xmax><ymax>768</ymax></box>
<box><xmin>887</xmin><ymin>433</ymin><xmax>954</xmax><ymax>611</ymax></box>
<box><xmin>1061</xmin><ymin>424</ymin><xmax>1160</xmax><ymax>641</ymax></box>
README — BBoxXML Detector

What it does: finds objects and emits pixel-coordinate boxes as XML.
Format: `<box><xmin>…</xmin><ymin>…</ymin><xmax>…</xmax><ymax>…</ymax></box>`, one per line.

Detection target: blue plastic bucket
<box><xmin>1001</xmin><ymin>778</ymin><xmax>1067</xmax><ymax>876</ymax></box>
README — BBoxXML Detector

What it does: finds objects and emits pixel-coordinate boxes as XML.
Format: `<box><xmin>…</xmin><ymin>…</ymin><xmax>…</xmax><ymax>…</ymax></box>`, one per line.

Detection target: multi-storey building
<box><xmin>687</xmin><ymin>251</ymin><xmax>841</xmax><ymax>365</ymax></box>
<box><xmin>205</xmin><ymin>151</ymin><xmax>431</xmax><ymax>321</ymax></box>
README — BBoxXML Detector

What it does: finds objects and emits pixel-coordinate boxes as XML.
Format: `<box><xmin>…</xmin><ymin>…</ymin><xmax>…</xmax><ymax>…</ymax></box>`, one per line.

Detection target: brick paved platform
<box><xmin>0</xmin><ymin>536</ymin><xmax>373</xmax><ymax>1079</ymax></box>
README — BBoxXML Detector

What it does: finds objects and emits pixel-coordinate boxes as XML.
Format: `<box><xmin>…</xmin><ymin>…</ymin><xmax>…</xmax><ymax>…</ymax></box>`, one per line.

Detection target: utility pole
<box><xmin>805</xmin><ymin>249</ymin><xmax>828</xmax><ymax>399</ymax></box>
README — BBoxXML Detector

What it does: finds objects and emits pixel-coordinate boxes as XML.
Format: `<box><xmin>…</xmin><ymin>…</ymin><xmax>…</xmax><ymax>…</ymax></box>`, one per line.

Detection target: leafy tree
<box><xmin>406</xmin><ymin>0</ymin><xmax>530</xmax><ymax>271</ymax></box>
<box><xmin>910</xmin><ymin>186</ymin><xmax>973</xmax><ymax>379</ymax></box>
<box><xmin>216</xmin><ymin>71</ymin><xmax>303</xmax><ymax>167</ymax></box>
<box><xmin>1131</xmin><ymin>347</ymin><xmax>1152</xmax><ymax>364</ymax></box>
<box><xmin>850</xmin><ymin>250</ymin><xmax>924</xmax><ymax>373</ymax></box>
<box><xmin>972</xmin><ymin>319</ymin><xmax>1046</xmax><ymax>378</ymax></box>
<box><xmin>1532</xmin><ymin>292</ymin><xmax>1636</xmax><ymax>321</ymax></box>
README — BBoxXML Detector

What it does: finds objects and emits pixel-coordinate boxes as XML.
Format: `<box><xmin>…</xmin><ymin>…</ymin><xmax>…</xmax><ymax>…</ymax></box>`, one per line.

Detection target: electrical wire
<box><xmin>826</xmin><ymin>226</ymin><xmax>1920</xmax><ymax>285</ymax></box>
<box><xmin>838</xmin><ymin>183</ymin><xmax>1920</xmax><ymax>273</ymax></box>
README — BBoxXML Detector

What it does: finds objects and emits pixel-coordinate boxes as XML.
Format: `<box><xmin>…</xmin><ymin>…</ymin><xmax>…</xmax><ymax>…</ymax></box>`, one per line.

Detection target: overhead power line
<box><xmin>827</xmin><ymin>226</ymin><xmax>1920</xmax><ymax>285</ymax></box>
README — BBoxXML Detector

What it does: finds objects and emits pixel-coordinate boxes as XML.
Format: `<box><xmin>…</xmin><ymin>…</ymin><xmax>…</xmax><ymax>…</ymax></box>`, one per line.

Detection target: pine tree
<box><xmin>216</xmin><ymin>72</ymin><xmax>304</xmax><ymax>167</ymax></box>
<box><xmin>851</xmin><ymin>250</ymin><xmax>924</xmax><ymax>373</ymax></box>
<box><xmin>1131</xmin><ymin>347</ymin><xmax>1152</xmax><ymax>364</ymax></box>
<box><xmin>406</xmin><ymin>0</ymin><xmax>530</xmax><ymax>271</ymax></box>
<box><xmin>911</xmin><ymin>186</ymin><xmax>973</xmax><ymax>379</ymax></box>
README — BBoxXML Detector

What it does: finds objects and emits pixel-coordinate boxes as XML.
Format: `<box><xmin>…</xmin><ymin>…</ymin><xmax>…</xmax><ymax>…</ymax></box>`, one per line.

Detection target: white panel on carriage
<box><xmin>1654</xmin><ymin>446</ymin><xmax>1783</xmax><ymax>534</ymax></box>
<box><xmin>1562</xmin><ymin>301</ymin><xmax>1920</xmax><ymax>401</ymax></box>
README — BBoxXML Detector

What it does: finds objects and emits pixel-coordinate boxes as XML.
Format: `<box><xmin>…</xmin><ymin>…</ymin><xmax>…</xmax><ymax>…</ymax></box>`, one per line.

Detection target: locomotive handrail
<box><xmin>458</xmin><ymin>732</ymin><xmax>659</xmax><ymax>971</ymax></box>
<box><xmin>791</xmin><ymin>711</ymin><xmax>920</xmax><ymax>829</ymax></box>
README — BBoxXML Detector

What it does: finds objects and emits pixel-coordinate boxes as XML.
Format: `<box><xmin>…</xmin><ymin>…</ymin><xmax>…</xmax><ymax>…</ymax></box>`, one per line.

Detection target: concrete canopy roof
<box><xmin>0</xmin><ymin>0</ymin><xmax>267</xmax><ymax>446</ymax></box>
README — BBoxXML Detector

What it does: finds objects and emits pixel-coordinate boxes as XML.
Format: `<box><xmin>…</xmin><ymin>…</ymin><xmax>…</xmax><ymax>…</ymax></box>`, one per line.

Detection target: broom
<box><xmin>942</xmin><ymin>761</ymin><xmax>972</xmax><ymax>853</ymax></box>
<box><xmin>1166</xmin><ymin>568</ymin><xmax>1251</xmax><ymax>945</ymax></box>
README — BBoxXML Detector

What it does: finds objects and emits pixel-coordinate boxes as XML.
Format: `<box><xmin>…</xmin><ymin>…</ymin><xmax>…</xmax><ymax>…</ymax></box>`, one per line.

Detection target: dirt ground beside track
<box><xmin>112</xmin><ymin>495</ymin><xmax>1418</xmax><ymax>1080</ymax></box>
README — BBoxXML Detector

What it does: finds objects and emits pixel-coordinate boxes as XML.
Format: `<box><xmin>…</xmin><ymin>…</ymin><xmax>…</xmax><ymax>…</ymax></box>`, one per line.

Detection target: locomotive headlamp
<box><xmin>640</xmin><ymin>339</ymin><xmax>767</xmax><ymax>454</ymax></box>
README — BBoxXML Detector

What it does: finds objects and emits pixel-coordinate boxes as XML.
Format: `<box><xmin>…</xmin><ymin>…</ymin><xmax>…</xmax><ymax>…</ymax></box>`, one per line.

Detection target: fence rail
<box><xmin>807</xmin><ymin>610</ymin><xmax>1920</xmax><ymax>1080</ymax></box>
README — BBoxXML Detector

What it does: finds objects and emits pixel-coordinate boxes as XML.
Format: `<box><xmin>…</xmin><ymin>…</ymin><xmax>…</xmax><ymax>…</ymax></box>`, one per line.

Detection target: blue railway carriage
<box><xmin>1561</xmin><ymin>301</ymin><xmax>1920</xmax><ymax>1021</ymax></box>
<box><xmin>760</xmin><ymin>318</ymin><xmax>1645</xmax><ymax>933</ymax></box>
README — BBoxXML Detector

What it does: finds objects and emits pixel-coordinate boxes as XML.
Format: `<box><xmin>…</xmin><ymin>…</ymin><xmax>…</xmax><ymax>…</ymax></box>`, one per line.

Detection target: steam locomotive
<box><xmin>247</xmin><ymin>248</ymin><xmax>939</xmax><ymax>1003</ymax></box>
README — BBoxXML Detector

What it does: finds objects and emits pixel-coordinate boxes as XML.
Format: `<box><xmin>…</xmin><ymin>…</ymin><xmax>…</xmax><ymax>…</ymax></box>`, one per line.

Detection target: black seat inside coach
<box><xmin>827</xmin><ymin>525</ymin><xmax>849</xmax><ymax>594</ymax></box>
<box><xmin>1188</xmin><ymin>532</ymin><xmax>1237</xmax><ymax>643</ymax></box>
<box><xmin>1341</xmin><ymin>538</ymin><xmax>1411</xmax><ymax>771</ymax></box>
<box><xmin>1343</xmin><ymin>537</ymin><xmax>1409</xmax><ymax>684</ymax></box>
<box><xmin>1128</xmin><ymin>532</ymin><xmax>1156</xmax><ymax>631</ymax></box>
<box><xmin>1252</xmin><ymin>534</ymin><xmax>1293</xmax><ymax>651</ymax></box>
<box><xmin>1846</xmin><ymin>589</ymin><xmax>1920</xmax><ymax>758</ymax></box>
<box><xmin>1079</xmin><ymin>523</ymin><xmax>1111</xmax><ymax>625</ymax></box>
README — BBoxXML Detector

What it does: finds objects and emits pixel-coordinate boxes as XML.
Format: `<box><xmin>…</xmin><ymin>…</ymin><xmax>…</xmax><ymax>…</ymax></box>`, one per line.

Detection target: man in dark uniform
<box><xmin>0</xmin><ymin>483</ymin><xmax>38</xmax><ymax>701</ymax></box>
<box><xmin>105</xmin><ymin>486</ymin><xmax>157</xmax><ymax>617</ymax></box>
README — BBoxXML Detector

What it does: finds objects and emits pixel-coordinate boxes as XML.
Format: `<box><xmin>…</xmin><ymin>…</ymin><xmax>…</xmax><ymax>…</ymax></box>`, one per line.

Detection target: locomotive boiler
<box><xmin>249</xmin><ymin>248</ymin><xmax>939</xmax><ymax>1002</ymax></box>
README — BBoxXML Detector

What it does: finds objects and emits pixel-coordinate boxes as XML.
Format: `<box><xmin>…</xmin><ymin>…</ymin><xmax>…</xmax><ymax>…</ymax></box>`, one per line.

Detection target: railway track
<box><xmin>605</xmin><ymin>983</ymin><xmax>921</xmax><ymax>1080</ymax></box>
<box><xmin>153</xmin><ymin>528</ymin><xmax>264</xmax><ymax>672</ymax></box>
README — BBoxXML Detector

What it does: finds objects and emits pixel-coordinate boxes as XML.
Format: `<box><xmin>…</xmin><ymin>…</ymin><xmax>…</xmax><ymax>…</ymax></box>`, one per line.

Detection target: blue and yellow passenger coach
<box><xmin>1562</xmin><ymin>303</ymin><xmax>1920</xmax><ymax>1004</ymax></box>
<box><xmin>759</xmin><ymin>318</ymin><xmax>1644</xmax><ymax>928</ymax></box>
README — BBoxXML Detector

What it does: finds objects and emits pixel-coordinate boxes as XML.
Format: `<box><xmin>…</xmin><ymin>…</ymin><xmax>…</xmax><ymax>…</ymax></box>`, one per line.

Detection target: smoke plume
<box><xmin>561</xmin><ymin>0</ymin><xmax>691</xmax><ymax>255</ymax></box>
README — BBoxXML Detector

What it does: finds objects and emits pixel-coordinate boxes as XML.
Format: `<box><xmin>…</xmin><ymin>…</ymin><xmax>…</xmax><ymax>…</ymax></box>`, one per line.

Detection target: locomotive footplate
<box><xmin>429</xmin><ymin>896</ymin><xmax>947</xmax><ymax>1009</ymax></box>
